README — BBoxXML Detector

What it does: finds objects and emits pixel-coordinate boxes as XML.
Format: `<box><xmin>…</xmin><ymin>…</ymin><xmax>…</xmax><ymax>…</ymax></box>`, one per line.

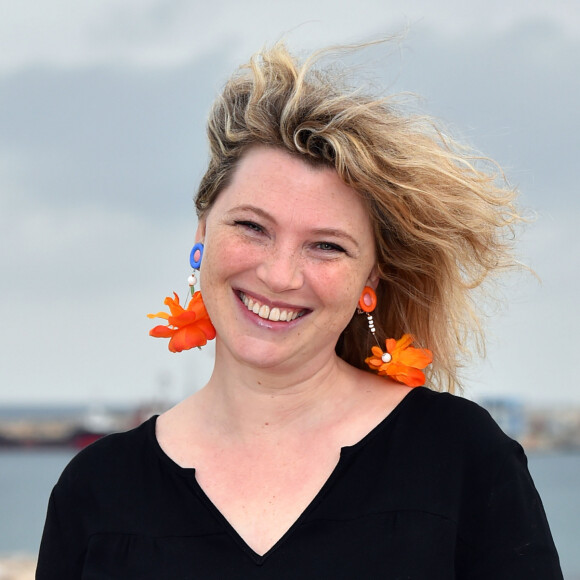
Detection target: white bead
<box><xmin>188</xmin><ymin>274</ymin><xmax>197</xmax><ymax>286</ymax></box>
<box><xmin>381</xmin><ymin>352</ymin><xmax>392</xmax><ymax>363</ymax></box>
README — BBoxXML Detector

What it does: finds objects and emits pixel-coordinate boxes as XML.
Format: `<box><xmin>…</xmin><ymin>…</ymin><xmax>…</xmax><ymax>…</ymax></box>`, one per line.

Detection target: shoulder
<box><xmin>56</xmin><ymin>416</ymin><xmax>157</xmax><ymax>490</ymax></box>
<box><xmin>379</xmin><ymin>388</ymin><xmax>532</xmax><ymax>528</ymax></box>
<box><xmin>406</xmin><ymin>386</ymin><xmax>507</xmax><ymax>436</ymax></box>
<box><xmin>396</xmin><ymin>386</ymin><xmax>519</xmax><ymax>464</ymax></box>
<box><xmin>413</xmin><ymin>387</ymin><xmax>489</xmax><ymax>419</ymax></box>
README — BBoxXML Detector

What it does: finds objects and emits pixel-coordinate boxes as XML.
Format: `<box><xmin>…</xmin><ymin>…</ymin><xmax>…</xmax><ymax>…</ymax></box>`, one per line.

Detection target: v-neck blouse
<box><xmin>36</xmin><ymin>387</ymin><xmax>563</xmax><ymax>579</ymax></box>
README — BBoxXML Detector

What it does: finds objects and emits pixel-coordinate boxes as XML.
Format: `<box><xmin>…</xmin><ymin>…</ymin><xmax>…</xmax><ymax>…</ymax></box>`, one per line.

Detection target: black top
<box><xmin>36</xmin><ymin>387</ymin><xmax>563</xmax><ymax>579</ymax></box>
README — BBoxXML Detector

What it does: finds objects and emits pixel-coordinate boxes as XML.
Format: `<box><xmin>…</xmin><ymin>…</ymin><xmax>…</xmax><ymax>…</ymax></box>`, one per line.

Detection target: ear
<box><xmin>195</xmin><ymin>218</ymin><xmax>206</xmax><ymax>244</ymax></box>
<box><xmin>366</xmin><ymin>265</ymin><xmax>380</xmax><ymax>290</ymax></box>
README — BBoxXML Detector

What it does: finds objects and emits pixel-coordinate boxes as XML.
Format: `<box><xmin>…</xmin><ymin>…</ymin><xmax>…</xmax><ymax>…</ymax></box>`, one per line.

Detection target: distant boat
<box><xmin>0</xmin><ymin>404</ymin><xmax>118</xmax><ymax>449</ymax></box>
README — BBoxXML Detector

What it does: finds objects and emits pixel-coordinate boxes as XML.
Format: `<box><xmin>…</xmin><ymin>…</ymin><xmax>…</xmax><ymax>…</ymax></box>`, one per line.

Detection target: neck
<box><xmin>195</xmin><ymin>348</ymin><xmax>356</xmax><ymax>442</ymax></box>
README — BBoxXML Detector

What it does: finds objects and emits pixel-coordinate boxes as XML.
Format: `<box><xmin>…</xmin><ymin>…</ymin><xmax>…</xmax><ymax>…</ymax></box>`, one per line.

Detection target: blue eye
<box><xmin>317</xmin><ymin>242</ymin><xmax>345</xmax><ymax>252</ymax></box>
<box><xmin>235</xmin><ymin>220</ymin><xmax>263</xmax><ymax>233</ymax></box>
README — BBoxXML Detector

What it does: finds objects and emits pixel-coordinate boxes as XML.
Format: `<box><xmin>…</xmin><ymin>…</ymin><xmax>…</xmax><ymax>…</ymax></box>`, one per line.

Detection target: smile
<box><xmin>239</xmin><ymin>292</ymin><xmax>307</xmax><ymax>322</ymax></box>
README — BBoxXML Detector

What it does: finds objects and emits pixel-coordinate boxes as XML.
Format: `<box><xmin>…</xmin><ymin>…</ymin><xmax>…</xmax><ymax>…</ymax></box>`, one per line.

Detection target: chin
<box><xmin>213</xmin><ymin>331</ymin><xmax>294</xmax><ymax>370</ymax></box>
<box><xmin>231</xmin><ymin>342</ymin><xmax>294</xmax><ymax>370</ymax></box>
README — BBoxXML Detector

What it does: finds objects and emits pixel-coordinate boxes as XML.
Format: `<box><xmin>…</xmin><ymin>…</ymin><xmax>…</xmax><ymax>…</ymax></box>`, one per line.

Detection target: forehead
<box><xmin>208</xmin><ymin>147</ymin><xmax>373</xmax><ymax>233</ymax></box>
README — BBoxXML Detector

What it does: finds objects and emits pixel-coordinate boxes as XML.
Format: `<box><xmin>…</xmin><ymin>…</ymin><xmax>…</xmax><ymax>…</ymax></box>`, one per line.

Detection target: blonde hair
<box><xmin>195</xmin><ymin>42</ymin><xmax>521</xmax><ymax>392</ymax></box>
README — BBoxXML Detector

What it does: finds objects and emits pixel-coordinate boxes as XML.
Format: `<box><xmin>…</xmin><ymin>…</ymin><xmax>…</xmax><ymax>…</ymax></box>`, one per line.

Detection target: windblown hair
<box><xmin>195</xmin><ymin>42</ymin><xmax>521</xmax><ymax>392</ymax></box>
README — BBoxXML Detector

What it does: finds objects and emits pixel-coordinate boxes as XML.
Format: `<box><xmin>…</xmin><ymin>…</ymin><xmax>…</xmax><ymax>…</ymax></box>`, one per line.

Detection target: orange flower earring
<box><xmin>359</xmin><ymin>286</ymin><xmax>433</xmax><ymax>387</ymax></box>
<box><xmin>147</xmin><ymin>243</ymin><xmax>216</xmax><ymax>352</ymax></box>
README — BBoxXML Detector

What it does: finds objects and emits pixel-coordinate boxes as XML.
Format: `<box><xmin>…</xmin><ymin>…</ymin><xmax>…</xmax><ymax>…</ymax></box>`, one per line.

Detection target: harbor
<box><xmin>1</xmin><ymin>398</ymin><xmax>579</xmax><ymax>579</ymax></box>
<box><xmin>2</xmin><ymin>398</ymin><xmax>580</xmax><ymax>452</ymax></box>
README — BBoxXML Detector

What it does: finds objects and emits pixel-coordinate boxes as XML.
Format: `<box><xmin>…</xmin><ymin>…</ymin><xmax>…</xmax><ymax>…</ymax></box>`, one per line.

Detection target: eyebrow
<box><xmin>226</xmin><ymin>204</ymin><xmax>361</xmax><ymax>249</ymax></box>
<box><xmin>226</xmin><ymin>205</ymin><xmax>273</xmax><ymax>222</ymax></box>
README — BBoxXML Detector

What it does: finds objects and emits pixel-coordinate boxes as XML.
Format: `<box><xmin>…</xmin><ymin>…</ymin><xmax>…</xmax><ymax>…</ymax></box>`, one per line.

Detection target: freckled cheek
<box><xmin>199</xmin><ymin>239</ymin><xmax>257</xmax><ymax>293</ymax></box>
<box><xmin>310</xmin><ymin>276</ymin><xmax>359</xmax><ymax>326</ymax></box>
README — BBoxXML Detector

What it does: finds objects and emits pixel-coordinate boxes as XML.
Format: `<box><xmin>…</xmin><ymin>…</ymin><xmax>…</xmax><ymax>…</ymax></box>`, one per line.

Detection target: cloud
<box><xmin>392</xmin><ymin>20</ymin><xmax>580</xmax><ymax>201</ymax></box>
<box><xmin>0</xmin><ymin>201</ymin><xmax>213</xmax><ymax>404</ymax></box>
<box><xmin>0</xmin><ymin>3</ymin><xmax>578</xmax><ymax>404</ymax></box>
<box><xmin>0</xmin><ymin>52</ymin><xmax>230</xmax><ymax>219</ymax></box>
<box><xmin>466</xmin><ymin>209</ymin><xmax>579</xmax><ymax>403</ymax></box>
<box><xmin>1</xmin><ymin>0</ymin><xmax>578</xmax><ymax>74</ymax></box>
<box><xmin>3</xmin><ymin>15</ymin><xmax>577</xmax><ymax>220</ymax></box>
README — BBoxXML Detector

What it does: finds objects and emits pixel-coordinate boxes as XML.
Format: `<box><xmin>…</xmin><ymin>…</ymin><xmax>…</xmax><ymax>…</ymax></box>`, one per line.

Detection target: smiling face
<box><xmin>197</xmin><ymin>146</ymin><xmax>378</xmax><ymax>374</ymax></box>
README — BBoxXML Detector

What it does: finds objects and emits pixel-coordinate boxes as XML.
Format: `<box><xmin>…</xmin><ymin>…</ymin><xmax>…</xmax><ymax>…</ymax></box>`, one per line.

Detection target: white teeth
<box><xmin>240</xmin><ymin>292</ymin><xmax>302</xmax><ymax>323</ymax></box>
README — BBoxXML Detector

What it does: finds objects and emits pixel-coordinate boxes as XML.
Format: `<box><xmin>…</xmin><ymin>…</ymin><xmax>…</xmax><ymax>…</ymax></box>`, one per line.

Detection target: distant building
<box><xmin>478</xmin><ymin>397</ymin><xmax>525</xmax><ymax>441</ymax></box>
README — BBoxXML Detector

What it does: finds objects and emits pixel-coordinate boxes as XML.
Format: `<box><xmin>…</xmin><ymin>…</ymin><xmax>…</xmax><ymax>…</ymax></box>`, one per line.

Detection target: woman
<box><xmin>37</xmin><ymin>43</ymin><xmax>563</xmax><ymax>578</ymax></box>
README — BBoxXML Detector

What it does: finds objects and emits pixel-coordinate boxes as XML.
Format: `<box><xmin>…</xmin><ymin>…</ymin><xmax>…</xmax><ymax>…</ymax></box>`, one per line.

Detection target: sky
<box><xmin>1</xmin><ymin>0</ymin><xmax>578</xmax><ymax>406</ymax></box>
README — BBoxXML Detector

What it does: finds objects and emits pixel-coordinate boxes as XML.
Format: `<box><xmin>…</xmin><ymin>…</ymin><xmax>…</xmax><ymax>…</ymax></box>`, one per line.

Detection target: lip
<box><xmin>233</xmin><ymin>289</ymin><xmax>311</xmax><ymax>328</ymax></box>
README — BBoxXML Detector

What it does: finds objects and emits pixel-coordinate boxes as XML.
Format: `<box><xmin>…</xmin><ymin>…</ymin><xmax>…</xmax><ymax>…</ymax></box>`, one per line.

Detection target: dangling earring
<box><xmin>188</xmin><ymin>242</ymin><xmax>204</xmax><ymax>297</ymax></box>
<box><xmin>147</xmin><ymin>242</ymin><xmax>216</xmax><ymax>353</ymax></box>
<box><xmin>359</xmin><ymin>285</ymin><xmax>433</xmax><ymax>388</ymax></box>
<box><xmin>358</xmin><ymin>285</ymin><xmax>383</xmax><ymax>353</ymax></box>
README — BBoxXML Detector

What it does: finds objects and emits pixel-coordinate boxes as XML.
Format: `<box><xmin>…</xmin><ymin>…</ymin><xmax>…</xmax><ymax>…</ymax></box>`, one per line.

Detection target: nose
<box><xmin>255</xmin><ymin>246</ymin><xmax>304</xmax><ymax>293</ymax></box>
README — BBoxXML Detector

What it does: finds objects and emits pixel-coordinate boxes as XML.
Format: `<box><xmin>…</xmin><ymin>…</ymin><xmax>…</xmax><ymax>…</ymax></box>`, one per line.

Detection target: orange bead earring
<box><xmin>358</xmin><ymin>286</ymin><xmax>377</xmax><ymax>313</ymax></box>
<box><xmin>358</xmin><ymin>286</ymin><xmax>380</xmax><ymax>346</ymax></box>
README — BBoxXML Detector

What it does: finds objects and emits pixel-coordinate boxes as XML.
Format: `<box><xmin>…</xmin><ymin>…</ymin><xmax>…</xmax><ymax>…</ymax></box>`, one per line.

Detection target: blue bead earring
<box><xmin>188</xmin><ymin>243</ymin><xmax>204</xmax><ymax>296</ymax></box>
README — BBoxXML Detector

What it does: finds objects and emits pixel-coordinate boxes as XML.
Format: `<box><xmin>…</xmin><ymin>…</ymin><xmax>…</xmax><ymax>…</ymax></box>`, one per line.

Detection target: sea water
<box><xmin>1</xmin><ymin>450</ymin><xmax>578</xmax><ymax>577</ymax></box>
